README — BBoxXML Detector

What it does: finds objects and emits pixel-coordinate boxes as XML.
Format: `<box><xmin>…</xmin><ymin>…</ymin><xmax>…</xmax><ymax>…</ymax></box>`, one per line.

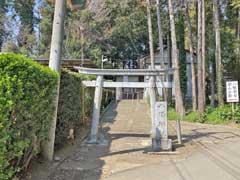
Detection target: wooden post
<box><xmin>88</xmin><ymin>75</ymin><xmax>103</xmax><ymax>143</ymax></box>
<box><xmin>176</xmin><ymin>116</ymin><xmax>182</xmax><ymax>144</ymax></box>
<box><xmin>42</xmin><ymin>0</ymin><xmax>65</xmax><ymax>161</ymax></box>
<box><xmin>232</xmin><ymin>103</ymin><xmax>235</xmax><ymax>122</ymax></box>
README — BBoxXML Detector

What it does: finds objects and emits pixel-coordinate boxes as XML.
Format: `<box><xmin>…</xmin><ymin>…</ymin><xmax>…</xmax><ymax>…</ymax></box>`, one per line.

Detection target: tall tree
<box><xmin>146</xmin><ymin>0</ymin><xmax>155</xmax><ymax>69</ymax></box>
<box><xmin>167</xmin><ymin>31</ymin><xmax>173</xmax><ymax>103</ymax></box>
<box><xmin>237</xmin><ymin>8</ymin><xmax>240</xmax><ymax>62</ymax></box>
<box><xmin>156</xmin><ymin>0</ymin><xmax>167</xmax><ymax>101</ymax></box>
<box><xmin>156</xmin><ymin>0</ymin><xmax>164</xmax><ymax>69</ymax></box>
<box><xmin>202</xmin><ymin>0</ymin><xmax>206</xmax><ymax>105</ymax></box>
<box><xmin>13</xmin><ymin>0</ymin><xmax>40</xmax><ymax>56</ymax></box>
<box><xmin>14</xmin><ymin>0</ymin><xmax>35</xmax><ymax>32</ymax></box>
<box><xmin>0</xmin><ymin>0</ymin><xmax>7</xmax><ymax>50</ymax></box>
<box><xmin>168</xmin><ymin>0</ymin><xmax>185</xmax><ymax>116</ymax></box>
<box><xmin>177</xmin><ymin>1</ymin><xmax>187</xmax><ymax>97</ymax></box>
<box><xmin>185</xmin><ymin>1</ymin><xmax>197</xmax><ymax>111</ymax></box>
<box><xmin>197</xmin><ymin>0</ymin><xmax>204</xmax><ymax>115</ymax></box>
<box><xmin>39</xmin><ymin>0</ymin><xmax>54</xmax><ymax>57</ymax></box>
<box><xmin>146</xmin><ymin>0</ymin><xmax>157</xmax><ymax>146</ymax></box>
<box><xmin>213</xmin><ymin>0</ymin><xmax>224</xmax><ymax>106</ymax></box>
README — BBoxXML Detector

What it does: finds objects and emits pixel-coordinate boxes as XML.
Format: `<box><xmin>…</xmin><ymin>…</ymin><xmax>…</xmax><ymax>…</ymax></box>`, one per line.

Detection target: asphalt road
<box><xmin>105</xmin><ymin>139</ymin><xmax>240</xmax><ymax>180</ymax></box>
<box><xmin>30</xmin><ymin>100</ymin><xmax>240</xmax><ymax>180</ymax></box>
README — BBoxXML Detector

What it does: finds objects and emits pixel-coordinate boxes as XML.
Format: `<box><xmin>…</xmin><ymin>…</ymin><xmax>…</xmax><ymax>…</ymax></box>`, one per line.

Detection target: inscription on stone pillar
<box><xmin>154</xmin><ymin>102</ymin><xmax>168</xmax><ymax>139</ymax></box>
<box><xmin>152</xmin><ymin>101</ymin><xmax>172</xmax><ymax>151</ymax></box>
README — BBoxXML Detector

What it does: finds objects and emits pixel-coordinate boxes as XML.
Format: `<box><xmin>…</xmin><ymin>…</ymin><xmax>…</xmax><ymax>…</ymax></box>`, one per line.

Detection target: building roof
<box><xmin>33</xmin><ymin>58</ymin><xmax>97</xmax><ymax>71</ymax></box>
<box><xmin>138</xmin><ymin>48</ymin><xmax>197</xmax><ymax>66</ymax></box>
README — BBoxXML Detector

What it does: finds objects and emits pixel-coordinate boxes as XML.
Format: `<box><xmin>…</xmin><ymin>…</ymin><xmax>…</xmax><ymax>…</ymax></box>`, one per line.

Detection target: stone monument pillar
<box><xmin>152</xmin><ymin>101</ymin><xmax>172</xmax><ymax>151</ymax></box>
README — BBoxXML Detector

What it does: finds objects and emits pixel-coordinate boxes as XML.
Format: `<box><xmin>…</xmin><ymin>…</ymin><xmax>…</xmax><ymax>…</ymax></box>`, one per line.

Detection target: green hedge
<box><xmin>55</xmin><ymin>69</ymin><xmax>94</xmax><ymax>146</ymax></box>
<box><xmin>0</xmin><ymin>53</ymin><xmax>58</xmax><ymax>179</ymax></box>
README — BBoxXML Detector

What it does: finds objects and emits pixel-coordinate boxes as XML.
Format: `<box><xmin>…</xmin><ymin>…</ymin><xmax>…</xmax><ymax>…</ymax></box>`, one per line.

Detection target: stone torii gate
<box><xmin>74</xmin><ymin>67</ymin><xmax>175</xmax><ymax>151</ymax></box>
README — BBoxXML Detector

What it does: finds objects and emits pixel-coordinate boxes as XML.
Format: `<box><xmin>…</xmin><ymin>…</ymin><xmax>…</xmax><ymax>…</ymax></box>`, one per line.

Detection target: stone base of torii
<box><xmin>74</xmin><ymin>67</ymin><xmax>179</xmax><ymax>151</ymax></box>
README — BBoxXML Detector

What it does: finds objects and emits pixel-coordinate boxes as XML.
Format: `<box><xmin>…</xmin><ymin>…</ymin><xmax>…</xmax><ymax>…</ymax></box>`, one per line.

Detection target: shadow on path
<box><xmin>28</xmin><ymin>100</ymin><xmax>240</xmax><ymax>180</ymax></box>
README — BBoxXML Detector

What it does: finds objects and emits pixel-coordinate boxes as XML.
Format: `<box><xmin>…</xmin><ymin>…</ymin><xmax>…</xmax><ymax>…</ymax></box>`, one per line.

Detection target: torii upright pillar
<box><xmin>88</xmin><ymin>75</ymin><xmax>103</xmax><ymax>143</ymax></box>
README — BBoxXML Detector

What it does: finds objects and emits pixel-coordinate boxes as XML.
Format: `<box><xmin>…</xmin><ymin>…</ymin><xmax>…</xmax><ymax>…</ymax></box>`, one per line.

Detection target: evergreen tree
<box><xmin>0</xmin><ymin>0</ymin><xmax>6</xmax><ymax>49</ymax></box>
<box><xmin>176</xmin><ymin>1</ymin><xmax>187</xmax><ymax>97</ymax></box>
<box><xmin>168</xmin><ymin>0</ymin><xmax>185</xmax><ymax>116</ymax></box>
<box><xmin>213</xmin><ymin>0</ymin><xmax>224</xmax><ymax>106</ymax></box>
<box><xmin>185</xmin><ymin>0</ymin><xmax>197</xmax><ymax>111</ymax></box>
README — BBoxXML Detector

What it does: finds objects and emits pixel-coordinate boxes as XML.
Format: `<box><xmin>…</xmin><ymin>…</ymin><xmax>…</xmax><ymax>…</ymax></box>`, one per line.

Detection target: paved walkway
<box><xmin>31</xmin><ymin>100</ymin><xmax>240</xmax><ymax>180</ymax></box>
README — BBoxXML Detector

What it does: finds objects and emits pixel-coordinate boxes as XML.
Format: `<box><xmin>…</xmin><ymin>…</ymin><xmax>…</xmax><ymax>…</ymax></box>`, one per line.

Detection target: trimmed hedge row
<box><xmin>55</xmin><ymin>69</ymin><xmax>94</xmax><ymax>146</ymax></box>
<box><xmin>56</xmin><ymin>69</ymin><xmax>115</xmax><ymax>147</ymax></box>
<box><xmin>0</xmin><ymin>54</ymin><xmax>58</xmax><ymax>179</ymax></box>
<box><xmin>0</xmin><ymin>54</ymin><xmax>110</xmax><ymax>179</ymax></box>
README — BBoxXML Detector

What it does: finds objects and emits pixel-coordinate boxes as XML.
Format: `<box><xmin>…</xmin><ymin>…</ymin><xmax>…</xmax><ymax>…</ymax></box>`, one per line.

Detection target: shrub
<box><xmin>168</xmin><ymin>104</ymin><xmax>240</xmax><ymax>124</ymax></box>
<box><xmin>185</xmin><ymin>111</ymin><xmax>198</xmax><ymax>122</ymax></box>
<box><xmin>167</xmin><ymin>107</ymin><xmax>180</xmax><ymax>120</ymax></box>
<box><xmin>233</xmin><ymin>105</ymin><xmax>240</xmax><ymax>123</ymax></box>
<box><xmin>55</xmin><ymin>69</ymin><xmax>94</xmax><ymax>146</ymax></box>
<box><xmin>204</xmin><ymin>105</ymin><xmax>240</xmax><ymax>124</ymax></box>
<box><xmin>0</xmin><ymin>53</ymin><xmax>58</xmax><ymax>179</ymax></box>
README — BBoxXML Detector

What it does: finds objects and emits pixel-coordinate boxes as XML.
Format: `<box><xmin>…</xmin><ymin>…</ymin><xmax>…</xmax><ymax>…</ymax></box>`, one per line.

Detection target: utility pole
<box><xmin>43</xmin><ymin>0</ymin><xmax>66</xmax><ymax>161</ymax></box>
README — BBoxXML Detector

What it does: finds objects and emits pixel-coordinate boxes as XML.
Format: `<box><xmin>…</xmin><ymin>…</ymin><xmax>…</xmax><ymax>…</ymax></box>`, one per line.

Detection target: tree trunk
<box><xmin>213</xmin><ymin>0</ymin><xmax>224</xmax><ymax>106</ymax></box>
<box><xmin>210</xmin><ymin>61</ymin><xmax>215</xmax><ymax>107</ymax></box>
<box><xmin>146</xmin><ymin>0</ymin><xmax>155</xmax><ymax>70</ymax></box>
<box><xmin>237</xmin><ymin>9</ymin><xmax>240</xmax><ymax>63</ymax></box>
<box><xmin>156</xmin><ymin>0</ymin><xmax>164</xmax><ymax>69</ymax></box>
<box><xmin>146</xmin><ymin>0</ymin><xmax>157</xmax><ymax>148</ymax></box>
<box><xmin>156</xmin><ymin>0</ymin><xmax>167</xmax><ymax>101</ymax></box>
<box><xmin>197</xmin><ymin>0</ymin><xmax>204</xmax><ymax>115</ymax></box>
<box><xmin>177</xmin><ymin>1</ymin><xmax>187</xmax><ymax>100</ymax></box>
<box><xmin>43</xmin><ymin>0</ymin><xmax>66</xmax><ymax>161</ymax></box>
<box><xmin>167</xmin><ymin>32</ymin><xmax>172</xmax><ymax>103</ymax></box>
<box><xmin>202</xmin><ymin>0</ymin><xmax>206</xmax><ymax>105</ymax></box>
<box><xmin>185</xmin><ymin>1</ymin><xmax>197</xmax><ymax>111</ymax></box>
<box><xmin>168</xmin><ymin>0</ymin><xmax>185</xmax><ymax>116</ymax></box>
<box><xmin>0</xmin><ymin>2</ymin><xmax>5</xmax><ymax>50</ymax></box>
